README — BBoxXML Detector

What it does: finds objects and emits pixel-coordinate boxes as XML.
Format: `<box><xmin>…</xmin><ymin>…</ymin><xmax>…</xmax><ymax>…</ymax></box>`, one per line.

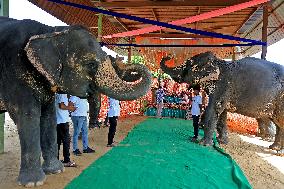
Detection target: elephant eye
<box><xmin>88</xmin><ymin>40</ymin><xmax>94</xmax><ymax>48</ymax></box>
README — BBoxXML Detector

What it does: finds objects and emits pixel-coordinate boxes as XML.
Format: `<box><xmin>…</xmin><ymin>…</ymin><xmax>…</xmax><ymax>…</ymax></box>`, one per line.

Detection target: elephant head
<box><xmin>160</xmin><ymin>52</ymin><xmax>221</xmax><ymax>86</ymax></box>
<box><xmin>25</xmin><ymin>26</ymin><xmax>151</xmax><ymax>100</ymax></box>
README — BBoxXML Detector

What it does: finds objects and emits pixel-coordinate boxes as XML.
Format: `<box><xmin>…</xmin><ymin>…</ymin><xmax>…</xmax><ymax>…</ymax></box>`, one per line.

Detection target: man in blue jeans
<box><xmin>69</xmin><ymin>96</ymin><xmax>95</xmax><ymax>155</ymax></box>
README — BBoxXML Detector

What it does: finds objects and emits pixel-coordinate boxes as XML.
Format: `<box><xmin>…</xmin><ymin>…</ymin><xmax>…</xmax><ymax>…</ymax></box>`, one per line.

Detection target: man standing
<box><xmin>155</xmin><ymin>82</ymin><xmax>165</xmax><ymax>119</ymax></box>
<box><xmin>55</xmin><ymin>93</ymin><xmax>76</xmax><ymax>167</ymax></box>
<box><xmin>69</xmin><ymin>96</ymin><xmax>95</xmax><ymax>155</ymax></box>
<box><xmin>107</xmin><ymin>97</ymin><xmax>120</xmax><ymax>147</ymax></box>
<box><xmin>190</xmin><ymin>85</ymin><xmax>203</xmax><ymax>142</ymax></box>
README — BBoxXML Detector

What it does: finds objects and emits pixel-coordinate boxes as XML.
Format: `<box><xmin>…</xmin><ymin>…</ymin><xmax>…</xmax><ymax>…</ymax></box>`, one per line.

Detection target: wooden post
<box><xmin>97</xmin><ymin>13</ymin><xmax>103</xmax><ymax>42</ymax></box>
<box><xmin>0</xmin><ymin>114</ymin><xmax>4</xmax><ymax>153</ymax></box>
<box><xmin>0</xmin><ymin>0</ymin><xmax>9</xmax><ymax>16</ymax></box>
<box><xmin>232</xmin><ymin>47</ymin><xmax>236</xmax><ymax>61</ymax></box>
<box><xmin>261</xmin><ymin>5</ymin><xmax>268</xmax><ymax>60</ymax></box>
<box><xmin>128</xmin><ymin>38</ymin><xmax>132</xmax><ymax>64</ymax></box>
<box><xmin>0</xmin><ymin>0</ymin><xmax>8</xmax><ymax>154</ymax></box>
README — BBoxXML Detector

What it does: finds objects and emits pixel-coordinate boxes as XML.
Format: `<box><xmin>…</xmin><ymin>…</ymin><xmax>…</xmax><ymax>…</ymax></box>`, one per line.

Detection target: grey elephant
<box><xmin>160</xmin><ymin>51</ymin><xmax>284</xmax><ymax>152</ymax></box>
<box><xmin>88</xmin><ymin>56</ymin><xmax>143</xmax><ymax>128</ymax></box>
<box><xmin>0</xmin><ymin>17</ymin><xmax>151</xmax><ymax>186</ymax></box>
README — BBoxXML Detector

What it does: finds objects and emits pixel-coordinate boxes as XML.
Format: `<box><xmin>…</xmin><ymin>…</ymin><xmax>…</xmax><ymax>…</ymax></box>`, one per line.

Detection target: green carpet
<box><xmin>66</xmin><ymin>118</ymin><xmax>251</xmax><ymax>189</ymax></box>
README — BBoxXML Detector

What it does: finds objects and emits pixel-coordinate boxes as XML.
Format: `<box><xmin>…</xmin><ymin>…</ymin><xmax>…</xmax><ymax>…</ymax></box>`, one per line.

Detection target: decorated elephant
<box><xmin>160</xmin><ymin>51</ymin><xmax>284</xmax><ymax>152</ymax></box>
<box><xmin>0</xmin><ymin>17</ymin><xmax>151</xmax><ymax>186</ymax></box>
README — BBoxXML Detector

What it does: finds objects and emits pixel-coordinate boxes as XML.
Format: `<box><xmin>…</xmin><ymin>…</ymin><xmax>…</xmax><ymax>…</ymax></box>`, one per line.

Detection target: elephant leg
<box><xmin>13</xmin><ymin>102</ymin><xmax>46</xmax><ymax>187</ymax></box>
<box><xmin>40</xmin><ymin>100</ymin><xmax>64</xmax><ymax>174</ymax></box>
<box><xmin>216</xmin><ymin>110</ymin><xmax>228</xmax><ymax>144</ymax></box>
<box><xmin>269</xmin><ymin>124</ymin><xmax>283</xmax><ymax>151</ymax></box>
<box><xmin>88</xmin><ymin>92</ymin><xmax>101</xmax><ymax>129</ymax></box>
<box><xmin>202</xmin><ymin>92</ymin><xmax>225</xmax><ymax>146</ymax></box>
<box><xmin>203</xmin><ymin>103</ymin><xmax>218</xmax><ymax>146</ymax></box>
<box><xmin>199</xmin><ymin>107</ymin><xmax>207</xmax><ymax>129</ymax></box>
<box><xmin>257</xmin><ymin>118</ymin><xmax>274</xmax><ymax>140</ymax></box>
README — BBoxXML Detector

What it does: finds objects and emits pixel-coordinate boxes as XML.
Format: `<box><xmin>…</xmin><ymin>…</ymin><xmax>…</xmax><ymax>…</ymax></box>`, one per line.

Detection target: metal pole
<box><xmin>261</xmin><ymin>5</ymin><xmax>268</xmax><ymax>60</ymax></box>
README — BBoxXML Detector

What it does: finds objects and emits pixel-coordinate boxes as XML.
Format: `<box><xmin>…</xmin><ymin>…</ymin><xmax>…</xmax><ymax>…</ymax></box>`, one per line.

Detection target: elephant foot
<box><xmin>274</xmin><ymin>149</ymin><xmax>284</xmax><ymax>156</ymax></box>
<box><xmin>17</xmin><ymin>168</ymin><xmax>46</xmax><ymax>187</ymax></box>
<box><xmin>42</xmin><ymin>158</ymin><xmax>64</xmax><ymax>175</ymax></box>
<box><xmin>269</xmin><ymin>142</ymin><xmax>282</xmax><ymax>151</ymax></box>
<box><xmin>217</xmin><ymin>136</ymin><xmax>228</xmax><ymax>145</ymax></box>
<box><xmin>258</xmin><ymin>133</ymin><xmax>274</xmax><ymax>142</ymax></box>
<box><xmin>202</xmin><ymin>137</ymin><xmax>213</xmax><ymax>146</ymax></box>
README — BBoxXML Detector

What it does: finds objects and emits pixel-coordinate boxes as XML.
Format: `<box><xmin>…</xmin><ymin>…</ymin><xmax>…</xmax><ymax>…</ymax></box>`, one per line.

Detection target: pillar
<box><xmin>261</xmin><ymin>5</ymin><xmax>268</xmax><ymax>60</ymax></box>
<box><xmin>0</xmin><ymin>0</ymin><xmax>8</xmax><ymax>154</ymax></box>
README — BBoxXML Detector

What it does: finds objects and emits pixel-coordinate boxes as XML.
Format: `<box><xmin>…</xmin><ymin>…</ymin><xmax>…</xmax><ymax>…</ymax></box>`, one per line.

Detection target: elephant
<box><xmin>88</xmin><ymin>55</ymin><xmax>144</xmax><ymax>128</ymax></box>
<box><xmin>0</xmin><ymin>17</ymin><xmax>151</xmax><ymax>187</ymax></box>
<box><xmin>160</xmin><ymin>51</ymin><xmax>284</xmax><ymax>152</ymax></box>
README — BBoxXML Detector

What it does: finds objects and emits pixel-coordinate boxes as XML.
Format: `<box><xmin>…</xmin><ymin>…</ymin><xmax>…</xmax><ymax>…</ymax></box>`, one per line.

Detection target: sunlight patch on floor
<box><xmin>239</xmin><ymin>134</ymin><xmax>284</xmax><ymax>174</ymax></box>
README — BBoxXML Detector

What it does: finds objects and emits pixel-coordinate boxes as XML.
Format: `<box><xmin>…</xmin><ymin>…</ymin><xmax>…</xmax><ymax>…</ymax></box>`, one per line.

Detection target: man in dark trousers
<box><xmin>107</xmin><ymin>97</ymin><xmax>120</xmax><ymax>147</ymax></box>
<box><xmin>55</xmin><ymin>93</ymin><xmax>77</xmax><ymax>167</ymax></box>
<box><xmin>190</xmin><ymin>85</ymin><xmax>203</xmax><ymax>142</ymax></box>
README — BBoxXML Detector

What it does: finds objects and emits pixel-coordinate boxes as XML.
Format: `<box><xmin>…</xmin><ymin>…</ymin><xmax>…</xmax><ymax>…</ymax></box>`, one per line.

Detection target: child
<box><xmin>55</xmin><ymin>93</ymin><xmax>76</xmax><ymax>167</ymax></box>
<box><xmin>155</xmin><ymin>82</ymin><xmax>165</xmax><ymax>119</ymax></box>
<box><xmin>190</xmin><ymin>85</ymin><xmax>203</xmax><ymax>142</ymax></box>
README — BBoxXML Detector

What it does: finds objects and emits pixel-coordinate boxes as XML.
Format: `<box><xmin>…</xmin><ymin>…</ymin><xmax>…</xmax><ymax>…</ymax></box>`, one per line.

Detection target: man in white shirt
<box><xmin>107</xmin><ymin>97</ymin><xmax>120</xmax><ymax>147</ymax></box>
<box><xmin>191</xmin><ymin>85</ymin><xmax>203</xmax><ymax>142</ymax></box>
<box><xmin>55</xmin><ymin>93</ymin><xmax>76</xmax><ymax>167</ymax></box>
<box><xmin>69</xmin><ymin>96</ymin><xmax>95</xmax><ymax>155</ymax></box>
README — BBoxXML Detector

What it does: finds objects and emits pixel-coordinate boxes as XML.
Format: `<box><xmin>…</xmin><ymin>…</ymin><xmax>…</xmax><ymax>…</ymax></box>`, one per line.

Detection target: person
<box><xmin>190</xmin><ymin>85</ymin><xmax>203</xmax><ymax>142</ymax></box>
<box><xmin>55</xmin><ymin>93</ymin><xmax>76</xmax><ymax>167</ymax></box>
<box><xmin>181</xmin><ymin>89</ymin><xmax>192</xmax><ymax>120</ymax></box>
<box><xmin>69</xmin><ymin>95</ymin><xmax>95</xmax><ymax>155</ymax></box>
<box><xmin>155</xmin><ymin>82</ymin><xmax>165</xmax><ymax>119</ymax></box>
<box><xmin>107</xmin><ymin>97</ymin><xmax>120</xmax><ymax>147</ymax></box>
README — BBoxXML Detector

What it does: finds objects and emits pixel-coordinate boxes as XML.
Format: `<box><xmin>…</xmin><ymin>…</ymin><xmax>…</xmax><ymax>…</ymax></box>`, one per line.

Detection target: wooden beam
<box><xmin>261</xmin><ymin>4</ymin><xmax>268</xmax><ymax>60</ymax></box>
<box><xmin>195</xmin><ymin>7</ymin><xmax>201</xmax><ymax>30</ymax></box>
<box><xmin>151</xmin><ymin>8</ymin><xmax>162</xmax><ymax>34</ymax></box>
<box><xmin>139</xmin><ymin>33</ymin><xmax>211</xmax><ymax>38</ymax></box>
<box><xmin>234</xmin><ymin>7</ymin><xmax>258</xmax><ymax>35</ymax></box>
<box><xmin>128</xmin><ymin>38</ymin><xmax>132</xmax><ymax>64</ymax></box>
<box><xmin>93</xmin><ymin>0</ymin><xmax>259</xmax><ymax>8</ymax></box>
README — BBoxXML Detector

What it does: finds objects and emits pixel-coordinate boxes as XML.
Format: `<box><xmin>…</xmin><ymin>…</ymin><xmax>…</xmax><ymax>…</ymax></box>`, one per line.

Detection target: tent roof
<box><xmin>27</xmin><ymin>0</ymin><xmax>284</xmax><ymax>58</ymax></box>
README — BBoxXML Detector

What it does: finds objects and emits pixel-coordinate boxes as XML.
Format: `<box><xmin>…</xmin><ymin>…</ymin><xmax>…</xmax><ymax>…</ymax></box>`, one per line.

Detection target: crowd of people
<box><xmin>55</xmin><ymin>94</ymin><xmax>120</xmax><ymax>167</ymax></box>
<box><xmin>155</xmin><ymin>81</ymin><xmax>208</xmax><ymax>141</ymax></box>
<box><xmin>54</xmin><ymin>79</ymin><xmax>208</xmax><ymax>168</ymax></box>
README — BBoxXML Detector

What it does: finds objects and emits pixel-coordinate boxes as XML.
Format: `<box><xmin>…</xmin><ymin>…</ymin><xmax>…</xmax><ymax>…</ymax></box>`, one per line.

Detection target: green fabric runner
<box><xmin>66</xmin><ymin>118</ymin><xmax>251</xmax><ymax>189</ymax></box>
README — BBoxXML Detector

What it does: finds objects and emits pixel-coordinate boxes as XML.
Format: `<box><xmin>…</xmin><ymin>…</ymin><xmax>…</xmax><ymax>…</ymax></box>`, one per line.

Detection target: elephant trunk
<box><xmin>160</xmin><ymin>56</ymin><xmax>186</xmax><ymax>83</ymax></box>
<box><xmin>94</xmin><ymin>57</ymin><xmax>151</xmax><ymax>101</ymax></box>
<box><xmin>110</xmin><ymin>55</ymin><xmax>142</xmax><ymax>82</ymax></box>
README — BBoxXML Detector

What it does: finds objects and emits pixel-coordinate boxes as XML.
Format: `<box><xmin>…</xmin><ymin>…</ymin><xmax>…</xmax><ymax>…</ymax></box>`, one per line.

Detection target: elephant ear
<box><xmin>24</xmin><ymin>30</ymin><xmax>67</xmax><ymax>87</ymax></box>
